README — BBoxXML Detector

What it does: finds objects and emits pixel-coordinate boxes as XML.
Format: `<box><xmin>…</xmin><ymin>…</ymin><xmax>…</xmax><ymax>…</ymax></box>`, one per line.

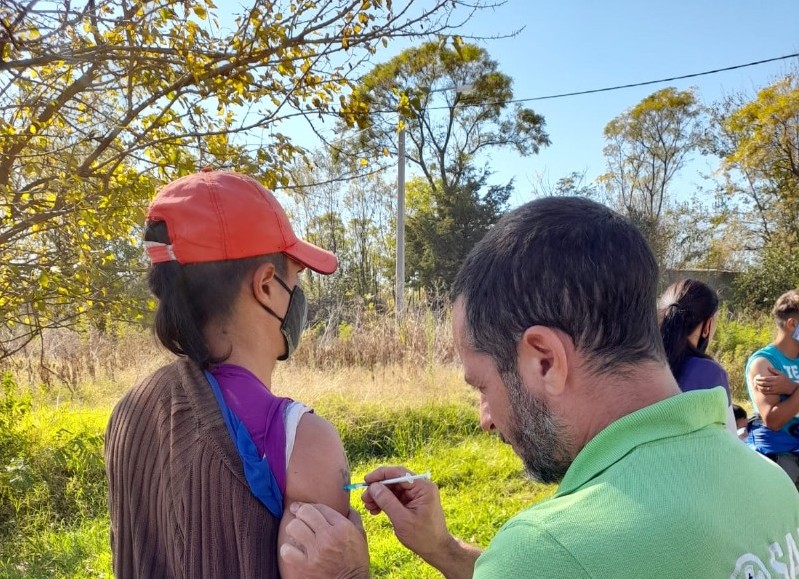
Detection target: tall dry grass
<box><xmin>1</xmin><ymin>300</ymin><xmax>773</xmax><ymax>410</ymax></box>
<box><xmin>0</xmin><ymin>304</ymin><xmax>471</xmax><ymax>409</ymax></box>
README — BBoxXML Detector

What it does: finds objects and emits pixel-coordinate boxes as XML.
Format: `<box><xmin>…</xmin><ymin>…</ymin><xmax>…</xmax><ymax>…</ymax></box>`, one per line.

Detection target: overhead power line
<box><xmin>367</xmin><ymin>52</ymin><xmax>799</xmax><ymax>113</ymax></box>
<box><xmin>272</xmin><ymin>51</ymin><xmax>799</xmax><ymax>159</ymax></box>
<box><xmin>502</xmin><ymin>52</ymin><xmax>799</xmax><ymax>105</ymax></box>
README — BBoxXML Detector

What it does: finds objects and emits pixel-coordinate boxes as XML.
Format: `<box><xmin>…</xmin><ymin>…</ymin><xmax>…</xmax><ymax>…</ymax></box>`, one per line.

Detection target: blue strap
<box><xmin>204</xmin><ymin>370</ymin><xmax>284</xmax><ymax>518</ymax></box>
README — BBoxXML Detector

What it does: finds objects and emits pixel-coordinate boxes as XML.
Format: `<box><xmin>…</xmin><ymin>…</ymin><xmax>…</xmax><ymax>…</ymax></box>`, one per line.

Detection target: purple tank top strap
<box><xmin>210</xmin><ymin>364</ymin><xmax>292</xmax><ymax>494</ymax></box>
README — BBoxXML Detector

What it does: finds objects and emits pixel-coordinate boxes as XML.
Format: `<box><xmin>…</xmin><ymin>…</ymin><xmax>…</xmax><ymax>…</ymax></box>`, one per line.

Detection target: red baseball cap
<box><xmin>144</xmin><ymin>168</ymin><xmax>338</xmax><ymax>275</ymax></box>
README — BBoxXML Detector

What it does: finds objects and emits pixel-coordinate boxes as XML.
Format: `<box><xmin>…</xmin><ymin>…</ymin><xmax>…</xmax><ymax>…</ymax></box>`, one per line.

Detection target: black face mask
<box><xmin>696</xmin><ymin>319</ymin><xmax>711</xmax><ymax>354</ymax></box>
<box><xmin>259</xmin><ymin>275</ymin><xmax>307</xmax><ymax>361</ymax></box>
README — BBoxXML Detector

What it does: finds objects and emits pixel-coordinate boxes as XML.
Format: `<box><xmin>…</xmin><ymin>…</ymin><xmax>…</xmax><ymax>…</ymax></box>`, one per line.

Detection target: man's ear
<box><xmin>251</xmin><ymin>261</ymin><xmax>277</xmax><ymax>304</ymax></box>
<box><xmin>517</xmin><ymin>326</ymin><xmax>569</xmax><ymax>397</ymax></box>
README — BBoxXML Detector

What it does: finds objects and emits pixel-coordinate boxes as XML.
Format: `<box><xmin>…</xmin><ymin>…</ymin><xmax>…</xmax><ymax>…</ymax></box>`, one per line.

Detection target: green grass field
<box><xmin>0</xmin><ymin>373</ymin><xmax>553</xmax><ymax>578</ymax></box>
<box><xmin>0</xmin><ymin>309</ymin><xmax>772</xmax><ymax>577</ymax></box>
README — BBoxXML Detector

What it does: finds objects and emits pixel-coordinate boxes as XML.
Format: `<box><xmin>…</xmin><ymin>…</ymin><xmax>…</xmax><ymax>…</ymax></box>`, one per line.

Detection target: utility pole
<box><xmin>395</xmin><ymin>126</ymin><xmax>406</xmax><ymax>315</ymax></box>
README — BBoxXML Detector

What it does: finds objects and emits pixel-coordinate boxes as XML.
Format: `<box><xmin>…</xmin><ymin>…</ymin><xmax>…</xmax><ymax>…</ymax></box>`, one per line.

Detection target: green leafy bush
<box><xmin>711</xmin><ymin>312</ymin><xmax>773</xmax><ymax>401</ymax></box>
<box><xmin>319</xmin><ymin>397</ymin><xmax>482</xmax><ymax>464</ymax></box>
<box><xmin>733</xmin><ymin>243</ymin><xmax>799</xmax><ymax>313</ymax></box>
<box><xmin>0</xmin><ymin>371</ymin><xmax>34</xmax><ymax>540</ymax></box>
<box><xmin>0</xmin><ymin>376</ymin><xmax>107</xmax><ymax>576</ymax></box>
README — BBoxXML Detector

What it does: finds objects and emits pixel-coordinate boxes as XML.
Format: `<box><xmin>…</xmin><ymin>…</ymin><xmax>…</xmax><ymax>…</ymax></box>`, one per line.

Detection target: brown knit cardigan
<box><xmin>105</xmin><ymin>358</ymin><xmax>280</xmax><ymax>578</ymax></box>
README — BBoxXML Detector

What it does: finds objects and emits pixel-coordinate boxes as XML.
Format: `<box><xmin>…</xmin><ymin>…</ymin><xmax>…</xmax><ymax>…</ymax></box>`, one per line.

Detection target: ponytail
<box><xmin>657</xmin><ymin>279</ymin><xmax>719</xmax><ymax>380</ymax></box>
<box><xmin>146</xmin><ymin>222</ymin><xmax>217</xmax><ymax>367</ymax></box>
<box><xmin>659</xmin><ymin>304</ymin><xmax>690</xmax><ymax>377</ymax></box>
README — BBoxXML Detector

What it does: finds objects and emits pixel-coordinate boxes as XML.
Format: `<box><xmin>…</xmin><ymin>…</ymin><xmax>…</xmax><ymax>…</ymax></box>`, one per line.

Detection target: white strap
<box><xmin>284</xmin><ymin>401</ymin><xmax>312</xmax><ymax>466</ymax></box>
<box><xmin>143</xmin><ymin>240</ymin><xmax>177</xmax><ymax>262</ymax></box>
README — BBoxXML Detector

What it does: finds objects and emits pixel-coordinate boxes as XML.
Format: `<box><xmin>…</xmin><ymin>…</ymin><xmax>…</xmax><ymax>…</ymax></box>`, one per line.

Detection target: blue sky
<box><xmin>454</xmin><ymin>0</ymin><xmax>799</xmax><ymax>204</ymax></box>
<box><xmin>286</xmin><ymin>0</ymin><xmax>799</xmax><ymax>206</ymax></box>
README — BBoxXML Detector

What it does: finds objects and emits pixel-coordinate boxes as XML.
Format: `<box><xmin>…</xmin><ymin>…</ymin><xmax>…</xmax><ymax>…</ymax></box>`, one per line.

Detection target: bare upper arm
<box><xmin>748</xmin><ymin>357</ymin><xmax>778</xmax><ymax>411</ymax></box>
<box><xmin>278</xmin><ymin>412</ymin><xmax>350</xmax><ymax>577</ymax></box>
<box><xmin>748</xmin><ymin>356</ymin><xmax>772</xmax><ymax>381</ymax></box>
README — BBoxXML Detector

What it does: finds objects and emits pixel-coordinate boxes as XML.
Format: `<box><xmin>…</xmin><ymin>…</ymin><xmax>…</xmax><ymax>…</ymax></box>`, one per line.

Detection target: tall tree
<box><xmin>340</xmin><ymin>40</ymin><xmax>549</xmax><ymax>196</ymax></box>
<box><xmin>284</xmin><ymin>152</ymin><xmax>394</xmax><ymax>307</ymax></box>
<box><xmin>530</xmin><ymin>171</ymin><xmax>599</xmax><ymax>198</ymax></box>
<box><xmin>710</xmin><ymin>73</ymin><xmax>799</xmax><ymax>249</ymax></box>
<box><xmin>0</xmin><ymin>0</ymin><xmax>490</xmax><ymax>359</ymax></box>
<box><xmin>404</xmin><ymin>172</ymin><xmax>511</xmax><ymax>293</ymax></box>
<box><xmin>599</xmin><ymin>87</ymin><xmax>704</xmax><ymax>265</ymax></box>
<box><xmin>708</xmin><ymin>72</ymin><xmax>799</xmax><ymax>310</ymax></box>
<box><xmin>338</xmin><ymin>40</ymin><xmax>549</xmax><ymax>291</ymax></box>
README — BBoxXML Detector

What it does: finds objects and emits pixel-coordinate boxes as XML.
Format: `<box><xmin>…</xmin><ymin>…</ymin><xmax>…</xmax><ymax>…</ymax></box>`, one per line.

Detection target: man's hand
<box><xmin>279</xmin><ymin>503</ymin><xmax>370</xmax><ymax>579</ymax></box>
<box><xmin>362</xmin><ymin>466</ymin><xmax>480</xmax><ymax>579</ymax></box>
<box><xmin>754</xmin><ymin>366</ymin><xmax>798</xmax><ymax>397</ymax></box>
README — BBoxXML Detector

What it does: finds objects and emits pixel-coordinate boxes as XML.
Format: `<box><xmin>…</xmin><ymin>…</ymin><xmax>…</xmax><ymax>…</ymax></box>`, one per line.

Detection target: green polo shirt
<box><xmin>474</xmin><ymin>388</ymin><xmax>799</xmax><ymax>578</ymax></box>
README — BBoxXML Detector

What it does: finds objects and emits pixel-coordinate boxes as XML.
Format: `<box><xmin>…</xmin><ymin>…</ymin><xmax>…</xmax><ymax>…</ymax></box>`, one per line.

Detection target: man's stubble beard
<box><xmin>503</xmin><ymin>369</ymin><xmax>574</xmax><ymax>484</ymax></box>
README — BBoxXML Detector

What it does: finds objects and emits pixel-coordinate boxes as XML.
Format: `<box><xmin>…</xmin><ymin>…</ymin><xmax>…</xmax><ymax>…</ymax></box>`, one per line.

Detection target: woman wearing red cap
<box><xmin>105</xmin><ymin>170</ymin><xmax>359</xmax><ymax>579</ymax></box>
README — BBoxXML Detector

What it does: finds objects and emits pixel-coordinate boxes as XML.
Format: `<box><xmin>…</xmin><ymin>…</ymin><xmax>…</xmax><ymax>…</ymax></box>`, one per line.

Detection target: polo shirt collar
<box><xmin>555</xmin><ymin>387</ymin><xmax>728</xmax><ymax>497</ymax></box>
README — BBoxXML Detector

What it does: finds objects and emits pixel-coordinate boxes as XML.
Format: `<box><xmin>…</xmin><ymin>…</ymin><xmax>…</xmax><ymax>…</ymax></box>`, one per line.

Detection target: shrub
<box><xmin>0</xmin><ymin>378</ymin><xmax>107</xmax><ymax>571</ymax></box>
<box><xmin>711</xmin><ymin>312</ymin><xmax>773</xmax><ymax>401</ymax></box>
<box><xmin>319</xmin><ymin>397</ymin><xmax>481</xmax><ymax>464</ymax></box>
<box><xmin>0</xmin><ymin>371</ymin><xmax>34</xmax><ymax>540</ymax></box>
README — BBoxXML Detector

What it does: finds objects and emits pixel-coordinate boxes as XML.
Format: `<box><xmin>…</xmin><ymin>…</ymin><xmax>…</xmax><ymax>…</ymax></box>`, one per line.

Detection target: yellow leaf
<box><xmin>359</xmin><ymin>158</ymin><xmax>368</xmax><ymax>166</ymax></box>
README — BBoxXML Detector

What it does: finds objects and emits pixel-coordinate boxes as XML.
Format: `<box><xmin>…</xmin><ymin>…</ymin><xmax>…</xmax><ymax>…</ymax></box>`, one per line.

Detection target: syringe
<box><xmin>344</xmin><ymin>471</ymin><xmax>432</xmax><ymax>491</ymax></box>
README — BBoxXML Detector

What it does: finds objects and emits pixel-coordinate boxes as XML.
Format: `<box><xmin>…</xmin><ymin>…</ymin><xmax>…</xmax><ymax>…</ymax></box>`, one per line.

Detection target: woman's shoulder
<box><xmin>682</xmin><ymin>356</ymin><xmax>727</xmax><ymax>375</ymax></box>
<box><xmin>678</xmin><ymin>356</ymin><xmax>729</xmax><ymax>393</ymax></box>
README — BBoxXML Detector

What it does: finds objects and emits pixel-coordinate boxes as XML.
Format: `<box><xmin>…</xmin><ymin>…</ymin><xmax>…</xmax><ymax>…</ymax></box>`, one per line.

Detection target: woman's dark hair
<box><xmin>657</xmin><ymin>279</ymin><xmax>719</xmax><ymax>379</ymax></box>
<box><xmin>145</xmin><ymin>221</ymin><xmax>286</xmax><ymax>368</ymax></box>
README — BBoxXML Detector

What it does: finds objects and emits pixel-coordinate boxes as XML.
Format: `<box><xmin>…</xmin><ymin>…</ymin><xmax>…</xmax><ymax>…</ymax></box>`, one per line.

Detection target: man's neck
<box><xmin>569</xmin><ymin>361</ymin><xmax>682</xmax><ymax>451</ymax></box>
<box><xmin>773</xmin><ymin>334</ymin><xmax>799</xmax><ymax>359</ymax></box>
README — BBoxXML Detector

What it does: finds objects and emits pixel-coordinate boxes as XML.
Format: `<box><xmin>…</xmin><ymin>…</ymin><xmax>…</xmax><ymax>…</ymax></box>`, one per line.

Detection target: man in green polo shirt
<box><xmin>280</xmin><ymin>197</ymin><xmax>799</xmax><ymax>579</ymax></box>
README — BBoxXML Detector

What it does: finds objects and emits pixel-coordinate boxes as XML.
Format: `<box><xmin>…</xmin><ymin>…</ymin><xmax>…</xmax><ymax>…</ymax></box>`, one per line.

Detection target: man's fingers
<box><xmin>291</xmin><ymin>502</ymin><xmax>333</xmax><ymax>531</ymax></box>
<box><xmin>367</xmin><ymin>481</ymin><xmax>409</xmax><ymax>524</ymax></box>
<box><xmin>364</xmin><ymin>465</ymin><xmax>415</xmax><ymax>484</ymax></box>
<box><xmin>768</xmin><ymin>366</ymin><xmax>781</xmax><ymax>376</ymax></box>
<box><xmin>308</xmin><ymin>502</ymin><xmax>351</xmax><ymax>526</ymax></box>
<box><xmin>279</xmin><ymin>542</ymin><xmax>307</xmax><ymax>566</ymax></box>
<box><xmin>285</xmin><ymin>516</ymin><xmax>316</xmax><ymax>548</ymax></box>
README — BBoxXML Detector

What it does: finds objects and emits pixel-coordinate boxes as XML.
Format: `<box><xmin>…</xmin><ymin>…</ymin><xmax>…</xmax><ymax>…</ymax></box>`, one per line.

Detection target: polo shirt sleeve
<box><xmin>474</xmin><ymin>519</ymin><xmax>590</xmax><ymax>579</ymax></box>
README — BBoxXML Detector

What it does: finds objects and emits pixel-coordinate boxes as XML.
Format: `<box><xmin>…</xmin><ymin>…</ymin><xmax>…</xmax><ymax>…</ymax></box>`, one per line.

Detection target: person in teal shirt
<box><xmin>745</xmin><ymin>289</ymin><xmax>799</xmax><ymax>486</ymax></box>
<box><xmin>279</xmin><ymin>198</ymin><xmax>799</xmax><ymax>579</ymax></box>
